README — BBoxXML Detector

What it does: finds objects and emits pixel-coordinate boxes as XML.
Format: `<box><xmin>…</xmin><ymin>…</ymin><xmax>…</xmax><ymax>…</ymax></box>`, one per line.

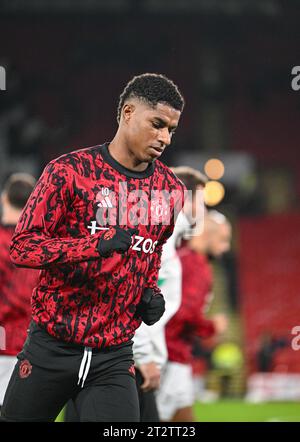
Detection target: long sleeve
<box><xmin>144</xmin><ymin>244</ymin><xmax>163</xmax><ymax>294</ymax></box>
<box><xmin>132</xmin><ymin>325</ymin><xmax>155</xmax><ymax>367</ymax></box>
<box><xmin>180</xmin><ymin>252</ymin><xmax>216</xmax><ymax>338</ymax></box>
<box><xmin>144</xmin><ymin>222</ymin><xmax>175</xmax><ymax>295</ymax></box>
<box><xmin>10</xmin><ymin>161</ymin><xmax>103</xmax><ymax>269</ymax></box>
<box><xmin>185</xmin><ymin>287</ymin><xmax>216</xmax><ymax>339</ymax></box>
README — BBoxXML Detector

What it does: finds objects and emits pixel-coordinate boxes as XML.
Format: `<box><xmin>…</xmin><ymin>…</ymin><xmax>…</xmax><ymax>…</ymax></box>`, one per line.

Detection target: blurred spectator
<box><xmin>256</xmin><ymin>332</ymin><xmax>288</xmax><ymax>373</ymax></box>
<box><xmin>0</xmin><ymin>173</ymin><xmax>38</xmax><ymax>408</ymax></box>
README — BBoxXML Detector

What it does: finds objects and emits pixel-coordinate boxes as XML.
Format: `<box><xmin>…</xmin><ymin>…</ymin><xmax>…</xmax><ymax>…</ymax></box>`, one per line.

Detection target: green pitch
<box><xmin>194</xmin><ymin>400</ymin><xmax>300</xmax><ymax>422</ymax></box>
<box><xmin>56</xmin><ymin>400</ymin><xmax>300</xmax><ymax>422</ymax></box>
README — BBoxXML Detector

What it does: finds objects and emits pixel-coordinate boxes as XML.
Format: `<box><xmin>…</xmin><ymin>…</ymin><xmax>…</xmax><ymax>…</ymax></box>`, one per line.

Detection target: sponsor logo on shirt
<box><xmin>87</xmin><ymin>220</ymin><xmax>158</xmax><ymax>255</ymax></box>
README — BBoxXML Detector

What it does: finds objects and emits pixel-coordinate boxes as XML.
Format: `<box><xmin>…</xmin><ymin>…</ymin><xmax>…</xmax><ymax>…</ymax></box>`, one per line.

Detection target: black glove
<box><xmin>136</xmin><ymin>288</ymin><xmax>165</xmax><ymax>326</ymax></box>
<box><xmin>97</xmin><ymin>226</ymin><xmax>137</xmax><ymax>257</ymax></box>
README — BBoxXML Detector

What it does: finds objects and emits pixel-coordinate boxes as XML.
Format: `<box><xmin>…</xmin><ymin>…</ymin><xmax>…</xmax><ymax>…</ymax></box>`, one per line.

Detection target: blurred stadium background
<box><xmin>1</xmin><ymin>0</ymin><xmax>300</xmax><ymax>422</ymax></box>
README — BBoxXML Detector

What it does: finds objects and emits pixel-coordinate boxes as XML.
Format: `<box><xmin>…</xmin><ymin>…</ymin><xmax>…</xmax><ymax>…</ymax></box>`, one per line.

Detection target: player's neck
<box><xmin>109</xmin><ymin>135</ymin><xmax>149</xmax><ymax>173</ymax></box>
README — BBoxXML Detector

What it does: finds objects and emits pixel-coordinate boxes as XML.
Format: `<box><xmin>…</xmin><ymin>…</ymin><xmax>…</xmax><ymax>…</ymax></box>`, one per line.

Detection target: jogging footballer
<box><xmin>1</xmin><ymin>73</ymin><xmax>186</xmax><ymax>422</ymax></box>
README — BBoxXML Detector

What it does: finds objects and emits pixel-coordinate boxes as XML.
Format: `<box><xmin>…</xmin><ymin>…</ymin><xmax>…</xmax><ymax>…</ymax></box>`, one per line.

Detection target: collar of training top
<box><xmin>100</xmin><ymin>142</ymin><xmax>156</xmax><ymax>179</ymax></box>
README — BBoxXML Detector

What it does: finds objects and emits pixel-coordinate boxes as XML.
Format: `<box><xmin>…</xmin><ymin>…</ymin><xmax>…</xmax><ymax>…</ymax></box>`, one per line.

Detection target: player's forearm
<box><xmin>145</xmin><ymin>224</ymin><xmax>175</xmax><ymax>293</ymax></box>
<box><xmin>144</xmin><ymin>245</ymin><xmax>163</xmax><ymax>294</ymax></box>
<box><xmin>10</xmin><ymin>231</ymin><xmax>102</xmax><ymax>269</ymax></box>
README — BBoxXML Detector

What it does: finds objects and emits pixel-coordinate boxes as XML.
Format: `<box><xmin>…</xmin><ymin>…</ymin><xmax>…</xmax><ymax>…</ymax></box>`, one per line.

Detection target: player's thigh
<box><xmin>75</xmin><ymin>374</ymin><xmax>140</xmax><ymax>422</ymax></box>
<box><xmin>0</xmin><ymin>357</ymin><xmax>74</xmax><ymax>422</ymax></box>
<box><xmin>156</xmin><ymin>362</ymin><xmax>194</xmax><ymax>421</ymax></box>
<box><xmin>64</xmin><ymin>399</ymin><xmax>80</xmax><ymax>422</ymax></box>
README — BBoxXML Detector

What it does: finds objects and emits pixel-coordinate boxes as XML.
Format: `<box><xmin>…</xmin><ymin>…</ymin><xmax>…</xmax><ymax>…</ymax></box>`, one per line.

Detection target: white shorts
<box><xmin>0</xmin><ymin>356</ymin><xmax>17</xmax><ymax>405</ymax></box>
<box><xmin>156</xmin><ymin>361</ymin><xmax>195</xmax><ymax>421</ymax></box>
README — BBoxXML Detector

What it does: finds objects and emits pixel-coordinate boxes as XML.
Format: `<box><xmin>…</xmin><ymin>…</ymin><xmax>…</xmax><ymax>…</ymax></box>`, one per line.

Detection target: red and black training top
<box><xmin>0</xmin><ymin>224</ymin><xmax>38</xmax><ymax>356</ymax></box>
<box><xmin>166</xmin><ymin>246</ymin><xmax>215</xmax><ymax>365</ymax></box>
<box><xmin>10</xmin><ymin>143</ymin><xmax>185</xmax><ymax>349</ymax></box>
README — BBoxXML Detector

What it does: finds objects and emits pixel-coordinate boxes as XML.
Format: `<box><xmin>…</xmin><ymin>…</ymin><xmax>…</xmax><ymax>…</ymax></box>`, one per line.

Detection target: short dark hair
<box><xmin>3</xmin><ymin>173</ymin><xmax>36</xmax><ymax>209</ymax></box>
<box><xmin>117</xmin><ymin>73</ymin><xmax>185</xmax><ymax>123</ymax></box>
<box><xmin>171</xmin><ymin>166</ymin><xmax>207</xmax><ymax>195</ymax></box>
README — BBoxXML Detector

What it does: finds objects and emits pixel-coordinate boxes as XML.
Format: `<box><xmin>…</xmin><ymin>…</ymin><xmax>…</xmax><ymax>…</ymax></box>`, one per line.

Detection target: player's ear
<box><xmin>122</xmin><ymin>103</ymin><xmax>135</xmax><ymax>123</ymax></box>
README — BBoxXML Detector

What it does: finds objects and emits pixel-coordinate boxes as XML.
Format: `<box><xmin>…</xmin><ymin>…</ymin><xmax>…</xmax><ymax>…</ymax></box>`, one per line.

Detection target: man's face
<box><xmin>208</xmin><ymin>223</ymin><xmax>232</xmax><ymax>257</ymax></box>
<box><xmin>122</xmin><ymin>100</ymin><xmax>181</xmax><ymax>163</ymax></box>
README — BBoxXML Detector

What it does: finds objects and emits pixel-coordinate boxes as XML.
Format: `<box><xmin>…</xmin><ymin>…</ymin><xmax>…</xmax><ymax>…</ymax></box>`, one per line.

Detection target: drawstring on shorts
<box><xmin>77</xmin><ymin>347</ymin><xmax>92</xmax><ymax>388</ymax></box>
